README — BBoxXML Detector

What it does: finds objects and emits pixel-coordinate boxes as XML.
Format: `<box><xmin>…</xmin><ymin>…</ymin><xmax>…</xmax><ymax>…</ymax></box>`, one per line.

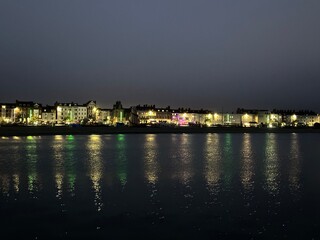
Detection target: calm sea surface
<box><xmin>0</xmin><ymin>133</ymin><xmax>320</xmax><ymax>239</ymax></box>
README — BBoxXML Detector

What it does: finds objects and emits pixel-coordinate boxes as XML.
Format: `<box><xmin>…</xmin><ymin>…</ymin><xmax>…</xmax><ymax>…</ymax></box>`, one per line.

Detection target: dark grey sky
<box><xmin>1</xmin><ymin>0</ymin><xmax>320</xmax><ymax>111</ymax></box>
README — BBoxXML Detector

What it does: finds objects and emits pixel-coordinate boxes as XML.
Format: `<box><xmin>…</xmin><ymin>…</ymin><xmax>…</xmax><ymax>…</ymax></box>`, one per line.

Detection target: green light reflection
<box><xmin>67</xmin><ymin>135</ymin><xmax>74</xmax><ymax>141</ymax></box>
<box><xmin>65</xmin><ymin>135</ymin><xmax>76</xmax><ymax>195</ymax></box>
<box><xmin>26</xmin><ymin>136</ymin><xmax>38</xmax><ymax>194</ymax></box>
<box><xmin>223</xmin><ymin>133</ymin><xmax>233</xmax><ymax>186</ymax></box>
<box><xmin>116</xmin><ymin>134</ymin><xmax>127</xmax><ymax>186</ymax></box>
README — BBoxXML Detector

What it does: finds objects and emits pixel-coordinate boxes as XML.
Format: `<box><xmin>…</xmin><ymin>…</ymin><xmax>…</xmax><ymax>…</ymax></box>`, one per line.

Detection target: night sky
<box><xmin>1</xmin><ymin>1</ymin><xmax>320</xmax><ymax>111</ymax></box>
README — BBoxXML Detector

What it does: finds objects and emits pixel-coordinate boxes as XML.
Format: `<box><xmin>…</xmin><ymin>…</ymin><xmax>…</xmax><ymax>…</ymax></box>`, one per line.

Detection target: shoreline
<box><xmin>1</xmin><ymin>126</ymin><xmax>320</xmax><ymax>136</ymax></box>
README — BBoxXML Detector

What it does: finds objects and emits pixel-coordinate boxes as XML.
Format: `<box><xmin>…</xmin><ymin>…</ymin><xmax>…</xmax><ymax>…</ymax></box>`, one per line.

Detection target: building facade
<box><xmin>55</xmin><ymin>102</ymin><xmax>87</xmax><ymax>124</ymax></box>
<box><xmin>41</xmin><ymin>106</ymin><xmax>57</xmax><ymax>125</ymax></box>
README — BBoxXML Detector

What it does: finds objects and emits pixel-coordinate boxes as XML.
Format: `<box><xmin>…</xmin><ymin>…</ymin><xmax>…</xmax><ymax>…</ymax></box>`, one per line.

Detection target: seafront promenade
<box><xmin>1</xmin><ymin>126</ymin><xmax>320</xmax><ymax>136</ymax></box>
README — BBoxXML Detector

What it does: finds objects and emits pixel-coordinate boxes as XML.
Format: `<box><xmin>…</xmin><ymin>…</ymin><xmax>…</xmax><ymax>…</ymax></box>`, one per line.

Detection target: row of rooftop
<box><xmin>1</xmin><ymin>100</ymin><xmax>320</xmax><ymax>128</ymax></box>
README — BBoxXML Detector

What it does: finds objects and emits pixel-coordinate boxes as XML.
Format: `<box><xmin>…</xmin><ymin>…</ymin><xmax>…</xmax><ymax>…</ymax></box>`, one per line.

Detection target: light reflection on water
<box><xmin>144</xmin><ymin>134</ymin><xmax>159</xmax><ymax>184</ymax></box>
<box><xmin>241</xmin><ymin>133</ymin><xmax>254</xmax><ymax>192</ymax></box>
<box><xmin>0</xmin><ymin>133</ymin><xmax>319</xmax><ymax>239</ymax></box>
<box><xmin>65</xmin><ymin>135</ymin><xmax>76</xmax><ymax>196</ymax></box>
<box><xmin>144</xmin><ymin>134</ymin><xmax>164</xmax><ymax>222</ymax></box>
<box><xmin>0</xmin><ymin>138</ymin><xmax>21</xmax><ymax>196</ymax></box>
<box><xmin>172</xmin><ymin>134</ymin><xmax>193</xmax><ymax>185</ymax></box>
<box><xmin>52</xmin><ymin>135</ymin><xmax>64</xmax><ymax>199</ymax></box>
<box><xmin>223</xmin><ymin>133</ymin><xmax>233</xmax><ymax>187</ymax></box>
<box><xmin>264</xmin><ymin>133</ymin><xmax>280</xmax><ymax>195</ymax></box>
<box><xmin>204</xmin><ymin>134</ymin><xmax>221</xmax><ymax>194</ymax></box>
<box><xmin>170</xmin><ymin>134</ymin><xmax>195</xmax><ymax>212</ymax></box>
<box><xmin>116</xmin><ymin>134</ymin><xmax>127</xmax><ymax>187</ymax></box>
<box><xmin>289</xmin><ymin>133</ymin><xmax>301</xmax><ymax>195</ymax></box>
<box><xmin>12</xmin><ymin>173</ymin><xmax>19</xmax><ymax>194</ymax></box>
<box><xmin>87</xmin><ymin>135</ymin><xmax>104</xmax><ymax>212</ymax></box>
<box><xmin>0</xmin><ymin>173</ymin><xmax>9</xmax><ymax>196</ymax></box>
<box><xmin>26</xmin><ymin>136</ymin><xmax>39</xmax><ymax>195</ymax></box>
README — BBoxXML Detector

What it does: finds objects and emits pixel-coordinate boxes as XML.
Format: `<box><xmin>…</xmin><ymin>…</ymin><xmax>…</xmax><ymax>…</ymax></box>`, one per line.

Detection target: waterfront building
<box><xmin>256</xmin><ymin>110</ymin><xmax>270</xmax><ymax>125</ymax></box>
<box><xmin>55</xmin><ymin>102</ymin><xmax>87</xmax><ymax>124</ymax></box>
<box><xmin>31</xmin><ymin>103</ymin><xmax>42</xmax><ymax>125</ymax></box>
<box><xmin>210</xmin><ymin>113</ymin><xmax>223</xmax><ymax>125</ymax></box>
<box><xmin>15</xmin><ymin>100</ymin><xmax>42</xmax><ymax>125</ymax></box>
<box><xmin>15</xmin><ymin>100</ymin><xmax>34</xmax><ymax>124</ymax></box>
<box><xmin>0</xmin><ymin>103</ymin><xmax>16</xmax><ymax>123</ymax></box>
<box><xmin>293</xmin><ymin>114</ymin><xmax>318</xmax><ymax>127</ymax></box>
<box><xmin>86</xmin><ymin>100</ymin><xmax>97</xmax><ymax>121</ymax></box>
<box><xmin>111</xmin><ymin>101</ymin><xmax>132</xmax><ymax>125</ymax></box>
<box><xmin>172</xmin><ymin>112</ymin><xmax>193</xmax><ymax>126</ymax></box>
<box><xmin>135</xmin><ymin>105</ymin><xmax>172</xmax><ymax>125</ymax></box>
<box><xmin>111</xmin><ymin>101</ymin><xmax>125</xmax><ymax>125</ymax></box>
<box><xmin>96</xmin><ymin>108</ymin><xmax>112</xmax><ymax>125</ymax></box>
<box><xmin>240</xmin><ymin>113</ymin><xmax>257</xmax><ymax>127</ymax></box>
<box><xmin>236</xmin><ymin>109</ymin><xmax>272</xmax><ymax>127</ymax></box>
<box><xmin>223</xmin><ymin>113</ymin><xmax>242</xmax><ymax>126</ymax></box>
<box><xmin>156</xmin><ymin>107</ymin><xmax>173</xmax><ymax>124</ymax></box>
<box><xmin>268</xmin><ymin>113</ymin><xmax>281</xmax><ymax>127</ymax></box>
<box><xmin>128</xmin><ymin>107</ymin><xmax>139</xmax><ymax>126</ymax></box>
<box><xmin>1</xmin><ymin>101</ymin><xmax>42</xmax><ymax>124</ymax></box>
<box><xmin>171</xmin><ymin>108</ymin><xmax>210</xmax><ymax>126</ymax></box>
<box><xmin>41</xmin><ymin>106</ymin><xmax>57</xmax><ymax>125</ymax></box>
<box><xmin>135</xmin><ymin>105</ymin><xmax>156</xmax><ymax>124</ymax></box>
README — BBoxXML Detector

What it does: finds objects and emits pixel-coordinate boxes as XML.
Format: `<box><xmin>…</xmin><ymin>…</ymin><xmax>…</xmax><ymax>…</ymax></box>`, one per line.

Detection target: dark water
<box><xmin>0</xmin><ymin>133</ymin><xmax>320</xmax><ymax>239</ymax></box>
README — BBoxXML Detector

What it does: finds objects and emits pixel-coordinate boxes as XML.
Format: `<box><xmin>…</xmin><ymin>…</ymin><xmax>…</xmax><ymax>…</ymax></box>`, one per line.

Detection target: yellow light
<box><xmin>57</xmin><ymin>106</ymin><xmax>62</xmax><ymax>112</ymax></box>
<box><xmin>183</xmin><ymin>113</ymin><xmax>187</xmax><ymax>117</ymax></box>
<box><xmin>207</xmin><ymin>113</ymin><xmax>212</xmax><ymax>119</ymax></box>
<box><xmin>243</xmin><ymin>122</ymin><xmax>250</xmax><ymax>127</ymax></box>
<box><xmin>1</xmin><ymin>105</ymin><xmax>6</xmax><ymax>109</ymax></box>
<box><xmin>93</xmin><ymin>107</ymin><xmax>97</xmax><ymax>112</ymax></box>
<box><xmin>292</xmin><ymin>114</ymin><xmax>297</xmax><ymax>121</ymax></box>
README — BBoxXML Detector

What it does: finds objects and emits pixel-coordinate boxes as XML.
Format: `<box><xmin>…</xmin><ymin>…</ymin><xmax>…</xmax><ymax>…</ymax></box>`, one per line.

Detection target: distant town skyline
<box><xmin>1</xmin><ymin>99</ymin><xmax>318</xmax><ymax>115</ymax></box>
<box><xmin>1</xmin><ymin>98</ymin><xmax>319</xmax><ymax>113</ymax></box>
<box><xmin>1</xmin><ymin>99</ymin><xmax>319</xmax><ymax>128</ymax></box>
<box><xmin>1</xmin><ymin>1</ymin><xmax>320</xmax><ymax>112</ymax></box>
